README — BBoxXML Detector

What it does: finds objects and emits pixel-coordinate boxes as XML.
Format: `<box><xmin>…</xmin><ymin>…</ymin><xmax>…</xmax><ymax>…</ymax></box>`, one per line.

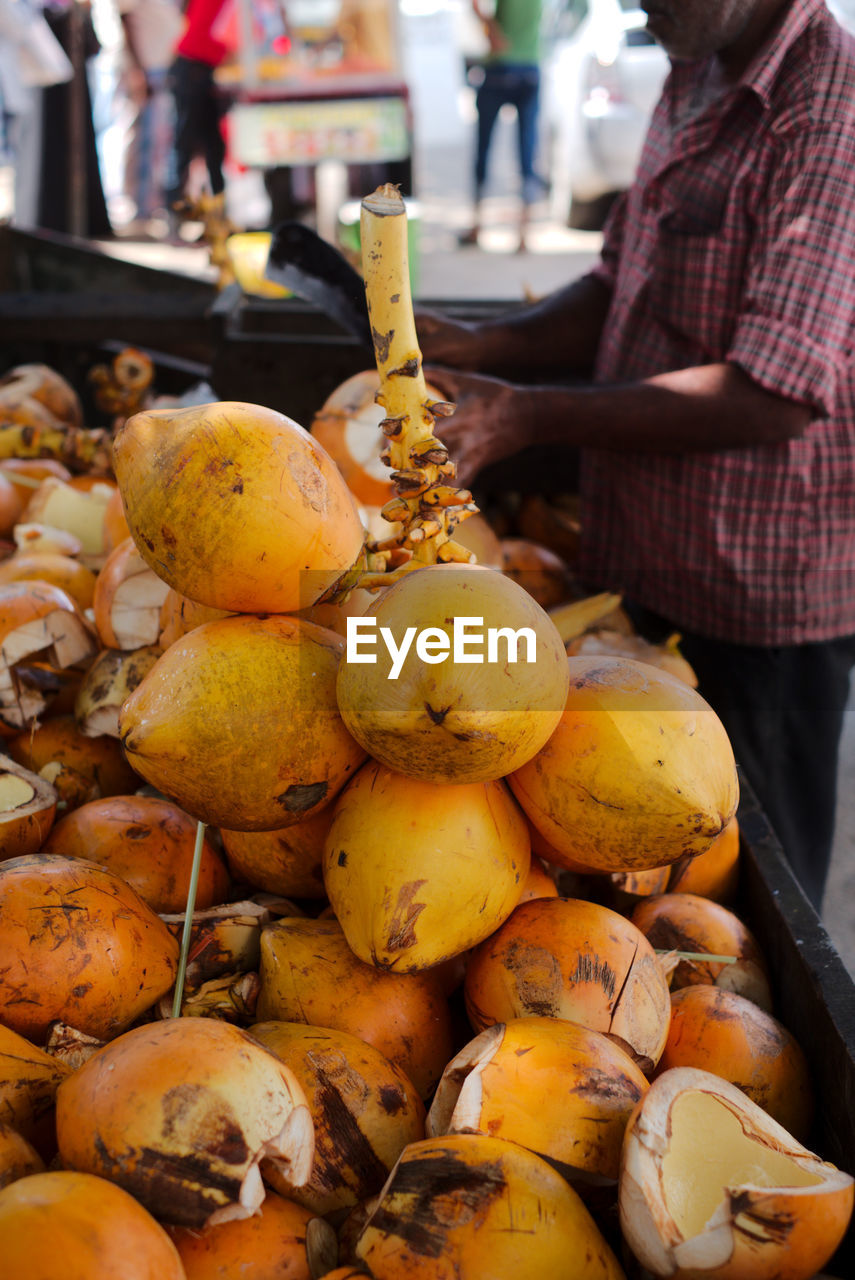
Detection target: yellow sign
<box><xmin>230</xmin><ymin>97</ymin><xmax>409</xmax><ymax>166</ymax></box>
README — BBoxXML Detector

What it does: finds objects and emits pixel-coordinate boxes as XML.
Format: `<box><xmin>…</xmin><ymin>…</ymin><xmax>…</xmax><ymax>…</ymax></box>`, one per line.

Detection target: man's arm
<box><xmin>417</xmin><ymin>272</ymin><xmax>612</xmax><ymax>380</ymax></box>
<box><xmin>425</xmin><ymin>361</ymin><xmax>812</xmax><ymax>486</ymax></box>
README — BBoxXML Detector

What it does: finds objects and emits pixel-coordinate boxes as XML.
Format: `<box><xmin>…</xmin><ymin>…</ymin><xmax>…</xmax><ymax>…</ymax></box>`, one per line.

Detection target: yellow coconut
<box><xmin>0</xmin><ymin>1170</ymin><xmax>186</xmax><ymax>1280</ymax></box>
<box><xmin>619</xmin><ymin>1067</ymin><xmax>854</xmax><ymax>1280</ymax></box>
<box><xmin>336</xmin><ymin>565</ymin><xmax>569</xmax><ymax>785</ymax></box>
<box><xmin>354</xmin><ymin>1133</ymin><xmax>626</xmax><ymax>1279</ymax></box>
<box><xmin>509</xmin><ymin>655</ymin><xmax>739</xmax><ymax>872</ymax></box>
<box><xmin>112</xmin><ymin>401</ymin><xmax>365</xmax><ymax>613</ymax></box>
<box><xmin>55</xmin><ymin>1017</ymin><xmax>314</xmax><ymax>1227</ymax></box>
<box><xmin>119</xmin><ymin>614</ymin><xmax>366</xmax><ymax>830</ymax></box>
<box><xmin>251</xmin><ymin>1021</ymin><xmax>426</xmax><ymax>1216</ymax></box>
<box><xmin>323</xmin><ymin>760</ymin><xmax>529</xmax><ymax>970</ymax></box>
<box><xmin>256</xmin><ymin>916</ymin><xmax>453</xmax><ymax>1100</ymax></box>
<box><xmin>427</xmin><ymin>1016</ymin><xmax>648</xmax><ymax>1183</ymax></box>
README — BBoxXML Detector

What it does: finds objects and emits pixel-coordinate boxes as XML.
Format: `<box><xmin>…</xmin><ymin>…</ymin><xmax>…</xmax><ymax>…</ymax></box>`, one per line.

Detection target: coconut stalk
<box><xmin>172</xmin><ymin>820</ymin><xmax>207</xmax><ymax>1017</ymax></box>
<box><xmin>359</xmin><ymin>185</ymin><xmax>478</xmax><ymax>586</ymax></box>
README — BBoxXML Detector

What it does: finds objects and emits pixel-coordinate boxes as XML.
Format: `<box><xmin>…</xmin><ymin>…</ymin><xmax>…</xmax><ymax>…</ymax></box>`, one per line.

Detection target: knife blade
<box><xmin>265</xmin><ymin>220</ymin><xmax>373</xmax><ymax>349</ymax></box>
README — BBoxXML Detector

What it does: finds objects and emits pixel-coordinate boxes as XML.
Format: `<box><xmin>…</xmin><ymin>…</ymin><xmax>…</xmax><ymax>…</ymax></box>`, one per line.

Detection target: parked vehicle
<box><xmin>541</xmin><ymin>0</ymin><xmax>668</xmax><ymax>230</ymax></box>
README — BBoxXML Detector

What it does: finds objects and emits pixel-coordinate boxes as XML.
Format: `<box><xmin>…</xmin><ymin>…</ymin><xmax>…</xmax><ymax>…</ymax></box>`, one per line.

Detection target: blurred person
<box><xmin>36</xmin><ymin>0</ymin><xmax>112</xmax><ymax>235</ymax></box>
<box><xmin>418</xmin><ymin>0</ymin><xmax>855</xmax><ymax>913</ymax></box>
<box><xmin>460</xmin><ymin>0</ymin><xmax>547</xmax><ymax>251</ymax></box>
<box><xmin>114</xmin><ymin>0</ymin><xmax>182</xmax><ymax>232</ymax></box>
<box><xmin>164</xmin><ymin>0</ymin><xmax>231</xmax><ymax>233</ymax></box>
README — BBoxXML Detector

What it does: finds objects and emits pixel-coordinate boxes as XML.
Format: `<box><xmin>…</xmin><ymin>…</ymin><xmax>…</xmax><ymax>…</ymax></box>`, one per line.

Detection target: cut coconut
<box><xmin>619</xmin><ymin>1067</ymin><xmax>854</xmax><ymax>1280</ymax></box>
<box><xmin>93</xmin><ymin>539</ymin><xmax>172</xmax><ymax>650</ymax></box>
<box><xmin>0</xmin><ymin>582</ymin><xmax>97</xmax><ymax>728</ymax></box>
<box><xmin>23</xmin><ymin>477</ymin><xmax>116</xmax><ymax>567</ymax></box>
<box><xmin>75</xmin><ymin>645</ymin><xmax>161</xmax><ymax>737</ymax></box>
<box><xmin>12</xmin><ymin>523</ymin><xmax>82</xmax><ymax>558</ymax></box>
<box><xmin>0</xmin><ymin>754</ymin><xmax>57</xmax><ymax>862</ymax></box>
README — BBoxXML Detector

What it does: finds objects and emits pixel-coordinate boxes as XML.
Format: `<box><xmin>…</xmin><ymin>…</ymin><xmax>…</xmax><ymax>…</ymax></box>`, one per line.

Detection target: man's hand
<box><xmin>423</xmin><ymin>367</ymin><xmax>525</xmax><ymax>487</ymax></box>
<box><xmin>416</xmin><ymin>309</ymin><xmax>488</xmax><ymax>372</ymax></box>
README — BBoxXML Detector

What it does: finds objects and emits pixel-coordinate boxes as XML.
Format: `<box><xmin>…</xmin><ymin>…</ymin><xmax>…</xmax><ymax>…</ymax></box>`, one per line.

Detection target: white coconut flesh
<box><xmin>426</xmin><ymin>1025</ymin><xmax>501</xmax><ymax>1135</ymax></box>
<box><xmin>661</xmin><ymin>1092</ymin><xmax>822</xmax><ymax>1239</ymax></box>
<box><xmin>0</xmin><ymin>773</ymin><xmax>35</xmax><ymax>810</ymax></box>
<box><xmin>110</xmin><ymin>571</ymin><xmax>171</xmax><ymax>648</ymax></box>
<box><xmin>344</xmin><ymin>409</ymin><xmax>392</xmax><ymax>483</ymax></box>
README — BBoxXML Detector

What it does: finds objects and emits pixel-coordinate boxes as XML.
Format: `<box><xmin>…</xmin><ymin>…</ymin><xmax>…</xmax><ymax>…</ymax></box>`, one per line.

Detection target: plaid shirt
<box><xmin>580</xmin><ymin>0</ymin><xmax>855</xmax><ymax>645</ymax></box>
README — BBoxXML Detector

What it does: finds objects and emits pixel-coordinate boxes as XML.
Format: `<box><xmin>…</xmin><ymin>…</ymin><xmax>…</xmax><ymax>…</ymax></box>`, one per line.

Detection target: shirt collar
<box><xmin>742</xmin><ymin>0</ymin><xmax>825</xmax><ymax>107</ymax></box>
<box><xmin>668</xmin><ymin>0</ymin><xmax>826</xmax><ymax>114</ymax></box>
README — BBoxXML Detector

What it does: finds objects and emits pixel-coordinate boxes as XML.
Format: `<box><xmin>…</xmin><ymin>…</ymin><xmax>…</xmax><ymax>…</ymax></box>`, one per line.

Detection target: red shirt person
<box><xmin>165</xmin><ymin>0</ymin><xmax>231</xmax><ymax>216</ymax></box>
<box><xmin>418</xmin><ymin>0</ymin><xmax>855</xmax><ymax>911</ymax></box>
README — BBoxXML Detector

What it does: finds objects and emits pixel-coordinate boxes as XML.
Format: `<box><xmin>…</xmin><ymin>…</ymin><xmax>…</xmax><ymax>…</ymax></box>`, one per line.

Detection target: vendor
<box><xmin>418</xmin><ymin>0</ymin><xmax>855</xmax><ymax>913</ymax></box>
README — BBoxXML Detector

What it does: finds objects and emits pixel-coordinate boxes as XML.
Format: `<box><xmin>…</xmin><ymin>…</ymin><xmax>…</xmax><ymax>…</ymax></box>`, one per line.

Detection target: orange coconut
<box><xmin>500</xmin><ymin>537</ymin><xmax>572</xmax><ymax>609</ymax></box>
<box><xmin>323</xmin><ymin>760</ymin><xmax>530</xmax><ymax>970</ymax></box>
<box><xmin>92</xmin><ymin>536</ymin><xmax>172</xmax><ymax>649</ymax></box>
<box><xmin>0</xmin><ymin>582</ymin><xmax>97</xmax><ymax>730</ymax></box>
<box><xmin>509</xmin><ymin>655</ymin><xmax>738</xmax><ymax>872</ymax></box>
<box><xmin>0</xmin><ymin>553</ymin><xmax>96</xmax><ymax>611</ymax></box>
<box><xmin>0</xmin><ymin>473</ymin><xmax>24</xmax><ymax>538</ymax></box>
<box><xmin>336</xmin><ymin>565</ymin><xmax>570</xmax><ymax>785</ymax></box>
<box><xmin>41</xmin><ymin>794</ymin><xmax>231</xmax><ymax>913</ymax></box>
<box><xmin>0</xmin><ymin>363</ymin><xmax>82</xmax><ymax>426</ymax></box>
<box><xmin>113</xmin><ymin>400</ymin><xmax>364</xmax><ymax>612</ymax></box>
<box><xmin>619</xmin><ymin>1067</ymin><xmax>854</xmax><ymax>1280</ymax></box>
<box><xmin>157</xmin><ymin>588</ymin><xmax>234</xmax><ymax>649</ymax></box>
<box><xmin>667</xmin><ymin>815</ymin><xmax>740</xmax><ymax>902</ymax></box>
<box><xmin>102</xmin><ymin>485</ymin><xmax>131</xmax><ymax>552</ymax></box>
<box><xmin>0</xmin><ymin>460</ymin><xmax>73</xmax><ymax>510</ymax></box>
<box><xmin>427</xmin><ymin>1016</ymin><xmax>648</xmax><ymax>1183</ymax></box>
<box><xmin>630</xmin><ymin>892</ymin><xmax>772</xmax><ymax>1009</ymax></box>
<box><xmin>221</xmin><ymin>806</ymin><xmax>333</xmax><ymax>899</ymax></box>
<box><xmin>8</xmin><ymin>715</ymin><xmax>140</xmax><ymax>810</ymax></box>
<box><xmin>310</xmin><ymin>368</ymin><xmax>397</xmax><ymax>507</ymax></box>
<box><xmin>0</xmin><ymin>1123</ymin><xmax>44</xmax><ymax>1189</ymax></box>
<box><xmin>168</xmin><ymin>1190</ymin><xmax>336</xmax><ymax>1280</ymax></box>
<box><xmin>354</xmin><ymin>1133</ymin><xmax>626</xmax><ymax>1280</ymax></box>
<box><xmin>0</xmin><ymin>754</ymin><xmax>57</xmax><ymax>862</ymax></box>
<box><xmin>56</xmin><ymin>1017</ymin><xmax>314</xmax><ymax>1227</ymax></box>
<box><xmin>256</xmin><ymin>916</ymin><xmax>454</xmax><ymax>1099</ymax></box>
<box><xmin>0</xmin><ymin>1023</ymin><xmax>69</xmax><ymax>1148</ymax></box>
<box><xmin>655</xmin><ymin>986</ymin><xmax>814</xmax><ymax>1141</ymax></box>
<box><xmin>518</xmin><ymin>856</ymin><xmax>558</xmax><ymax>903</ymax></box>
<box><xmin>251</xmin><ymin>1021</ymin><xmax>426</xmax><ymax>1216</ymax></box>
<box><xmin>119</xmin><ymin>614</ymin><xmax>366</xmax><ymax>831</ymax></box>
<box><xmin>464</xmin><ymin>896</ymin><xmax>671</xmax><ymax>1070</ymax></box>
<box><xmin>0</xmin><ymin>1170</ymin><xmax>186</xmax><ymax>1280</ymax></box>
<box><xmin>0</xmin><ymin>853</ymin><xmax>178</xmax><ymax>1042</ymax></box>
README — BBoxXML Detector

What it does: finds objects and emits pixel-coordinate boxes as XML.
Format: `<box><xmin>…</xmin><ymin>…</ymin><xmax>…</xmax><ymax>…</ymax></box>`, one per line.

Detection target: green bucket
<box><xmin>337</xmin><ymin>198</ymin><xmax>422</xmax><ymax>298</ymax></box>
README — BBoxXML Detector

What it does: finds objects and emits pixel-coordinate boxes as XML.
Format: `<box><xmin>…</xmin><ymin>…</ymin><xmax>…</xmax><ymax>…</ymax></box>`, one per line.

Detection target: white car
<box><xmin>543</xmin><ymin>0</ymin><xmax>855</xmax><ymax>232</ymax></box>
<box><xmin>542</xmin><ymin>0</ymin><xmax>668</xmax><ymax>229</ymax></box>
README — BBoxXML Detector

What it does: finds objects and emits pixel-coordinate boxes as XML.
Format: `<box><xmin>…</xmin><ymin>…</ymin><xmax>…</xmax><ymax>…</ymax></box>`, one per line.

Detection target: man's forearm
<box><xmin>445</xmin><ymin>273</ymin><xmax>612</xmax><ymax>380</ymax></box>
<box><xmin>511</xmin><ymin>362</ymin><xmax>811</xmax><ymax>454</ymax></box>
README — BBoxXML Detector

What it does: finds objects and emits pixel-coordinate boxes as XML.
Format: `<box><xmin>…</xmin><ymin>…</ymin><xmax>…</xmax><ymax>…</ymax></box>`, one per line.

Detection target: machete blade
<box><xmin>265</xmin><ymin>220</ymin><xmax>373</xmax><ymax>348</ymax></box>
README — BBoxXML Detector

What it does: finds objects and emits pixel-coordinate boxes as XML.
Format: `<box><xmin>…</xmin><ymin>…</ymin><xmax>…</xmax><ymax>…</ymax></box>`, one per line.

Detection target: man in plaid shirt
<box><xmin>420</xmin><ymin>0</ymin><xmax>855</xmax><ymax>910</ymax></box>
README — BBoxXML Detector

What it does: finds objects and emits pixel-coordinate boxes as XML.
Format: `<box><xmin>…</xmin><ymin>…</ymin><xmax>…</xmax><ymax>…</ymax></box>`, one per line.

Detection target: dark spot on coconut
<box><xmin>161</xmin><ymin>527</ymin><xmax>177</xmax><ymax>549</ymax></box>
<box><xmin>571</xmin><ymin>953</ymin><xmax>617</xmax><ymax>1000</ymax></box>
<box><xmin>309</xmin><ymin>1072</ymin><xmax>390</xmax><ymax>1197</ymax></box>
<box><xmin>425</xmin><ymin>703</ymin><xmax>448</xmax><ymax>726</ymax></box>
<box><xmin>71</xmin><ymin>983</ymin><xmax>92</xmax><ymax>998</ymax></box>
<box><xmin>277</xmin><ymin>782</ymin><xmax>328</xmax><ymax>813</ymax></box>
<box><xmin>337</xmin><ymin>850</ymin><xmax>348</xmax><ymax>867</ymax></box>
<box><xmin>231</xmin><ymin>479</ymin><xmax>244</xmax><ymax>494</ymax></box>
<box><xmin>386</xmin><ymin>881</ymin><xmax>428</xmax><ymax>952</ymax></box>
<box><xmin>378</xmin><ymin>1084</ymin><xmax>406</xmax><ymax>1115</ymax></box>
<box><xmin>125</xmin><ymin>825</ymin><xmax>152</xmax><ymax>840</ymax></box>
<box><xmin>369</xmin><ymin>1150</ymin><xmax>506</xmax><ymax>1257</ymax></box>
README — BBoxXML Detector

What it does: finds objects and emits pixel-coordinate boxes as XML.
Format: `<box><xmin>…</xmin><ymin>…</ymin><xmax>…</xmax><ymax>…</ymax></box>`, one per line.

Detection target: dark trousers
<box><xmin>474</xmin><ymin>63</ymin><xmax>542</xmax><ymax>204</ymax></box>
<box><xmin>165</xmin><ymin>55</ymin><xmax>226</xmax><ymax>207</ymax></box>
<box><xmin>629</xmin><ymin>604</ymin><xmax>855</xmax><ymax>912</ymax></box>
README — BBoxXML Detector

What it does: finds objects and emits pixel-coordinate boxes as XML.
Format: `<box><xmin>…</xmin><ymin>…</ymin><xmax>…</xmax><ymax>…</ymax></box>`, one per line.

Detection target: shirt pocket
<box><xmin>648</xmin><ymin>165</ymin><xmax>749</xmax><ymax>359</ymax></box>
